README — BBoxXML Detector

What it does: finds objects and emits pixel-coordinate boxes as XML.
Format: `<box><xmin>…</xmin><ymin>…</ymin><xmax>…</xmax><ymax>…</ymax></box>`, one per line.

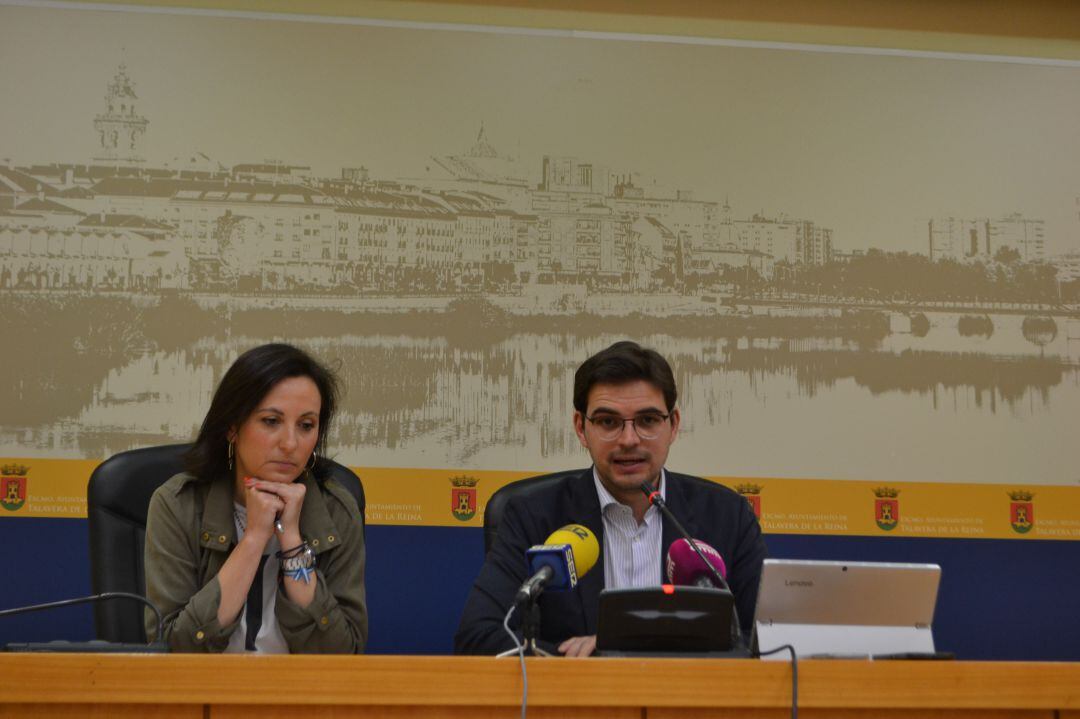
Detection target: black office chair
<box><xmin>87</xmin><ymin>443</ymin><xmax>365</xmax><ymax>643</ymax></box>
<box><xmin>482</xmin><ymin>470</ymin><xmax>581</xmax><ymax>554</ymax></box>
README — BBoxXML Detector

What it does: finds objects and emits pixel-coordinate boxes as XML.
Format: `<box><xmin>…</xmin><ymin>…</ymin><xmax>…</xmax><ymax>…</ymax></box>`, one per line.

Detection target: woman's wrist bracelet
<box><xmin>283</xmin><ymin>565</ymin><xmax>316</xmax><ymax>584</ymax></box>
<box><xmin>276</xmin><ymin>542</ymin><xmax>309</xmax><ymax>559</ymax></box>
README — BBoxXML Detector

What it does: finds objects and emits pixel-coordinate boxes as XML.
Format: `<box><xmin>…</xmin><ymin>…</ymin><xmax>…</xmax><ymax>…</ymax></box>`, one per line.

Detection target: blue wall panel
<box><xmin>0</xmin><ymin>519</ymin><xmax>95</xmax><ymax>644</ymax></box>
<box><xmin>764</xmin><ymin>534</ymin><xmax>1080</xmax><ymax>661</ymax></box>
<box><xmin>2</xmin><ymin>519</ymin><xmax>1078</xmax><ymax>659</ymax></box>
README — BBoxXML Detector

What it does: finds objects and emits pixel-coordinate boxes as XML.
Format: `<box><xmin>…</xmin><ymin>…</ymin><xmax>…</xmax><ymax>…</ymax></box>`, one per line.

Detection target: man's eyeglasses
<box><xmin>584</xmin><ymin>412</ymin><xmax>671</xmax><ymax>441</ymax></box>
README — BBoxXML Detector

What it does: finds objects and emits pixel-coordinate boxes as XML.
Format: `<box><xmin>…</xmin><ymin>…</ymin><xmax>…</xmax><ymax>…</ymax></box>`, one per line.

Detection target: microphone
<box><xmin>641</xmin><ymin>481</ymin><xmax>729</xmax><ymax>591</ymax></box>
<box><xmin>666</xmin><ymin>537</ymin><xmax>728</xmax><ymax>588</ymax></box>
<box><xmin>515</xmin><ymin>524</ymin><xmax>600</xmax><ymax>606</ymax></box>
<box><xmin>0</xmin><ymin>592</ymin><xmax>167</xmax><ymax>652</ymax></box>
<box><xmin>502</xmin><ymin>524</ymin><xmax>600</xmax><ymax>657</ymax></box>
<box><xmin>641</xmin><ymin>480</ymin><xmax>745</xmax><ymax>647</ymax></box>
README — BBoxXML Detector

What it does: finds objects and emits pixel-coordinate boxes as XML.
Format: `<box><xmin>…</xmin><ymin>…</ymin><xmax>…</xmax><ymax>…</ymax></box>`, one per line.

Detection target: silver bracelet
<box><xmin>281</xmin><ymin>545</ymin><xmax>314</xmax><ymax>572</ymax></box>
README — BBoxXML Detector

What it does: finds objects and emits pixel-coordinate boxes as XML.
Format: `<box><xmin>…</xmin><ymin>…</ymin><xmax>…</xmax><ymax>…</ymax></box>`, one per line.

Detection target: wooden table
<box><xmin>2</xmin><ymin>654</ymin><xmax>1079</xmax><ymax>718</ymax></box>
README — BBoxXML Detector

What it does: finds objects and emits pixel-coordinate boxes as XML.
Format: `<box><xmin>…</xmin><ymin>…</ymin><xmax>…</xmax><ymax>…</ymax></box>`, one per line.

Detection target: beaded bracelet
<box><xmin>276</xmin><ymin>542</ymin><xmax>309</xmax><ymax>559</ymax></box>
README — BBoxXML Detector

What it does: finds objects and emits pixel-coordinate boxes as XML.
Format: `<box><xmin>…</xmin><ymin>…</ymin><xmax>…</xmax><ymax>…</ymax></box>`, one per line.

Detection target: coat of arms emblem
<box><xmin>1007</xmin><ymin>490</ymin><xmax>1034</xmax><ymax>534</ymax></box>
<box><xmin>735</xmin><ymin>483</ymin><xmax>762</xmax><ymax>519</ymax></box>
<box><xmin>450</xmin><ymin>475</ymin><xmax>479</xmax><ymax>522</ymax></box>
<box><xmin>1</xmin><ymin>464</ymin><xmax>29</xmax><ymax>512</ymax></box>
<box><xmin>873</xmin><ymin>486</ymin><xmax>899</xmax><ymax>531</ymax></box>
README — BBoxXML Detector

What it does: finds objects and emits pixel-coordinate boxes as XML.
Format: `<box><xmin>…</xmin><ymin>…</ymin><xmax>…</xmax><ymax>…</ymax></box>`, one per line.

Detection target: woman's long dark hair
<box><xmin>186</xmin><ymin>343</ymin><xmax>340</xmax><ymax>481</ymax></box>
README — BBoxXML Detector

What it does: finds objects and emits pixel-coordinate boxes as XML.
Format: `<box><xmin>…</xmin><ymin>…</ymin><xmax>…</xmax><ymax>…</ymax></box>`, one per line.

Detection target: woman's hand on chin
<box><xmin>246</xmin><ymin>477</ymin><xmax>307</xmax><ymax>543</ymax></box>
<box><xmin>242</xmin><ymin>477</ymin><xmax>286</xmax><ymax>545</ymax></box>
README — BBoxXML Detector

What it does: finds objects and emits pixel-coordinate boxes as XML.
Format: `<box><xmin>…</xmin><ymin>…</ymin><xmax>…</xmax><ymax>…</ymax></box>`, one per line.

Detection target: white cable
<box><xmin>502</xmin><ymin>604</ymin><xmax>528</xmax><ymax>719</ymax></box>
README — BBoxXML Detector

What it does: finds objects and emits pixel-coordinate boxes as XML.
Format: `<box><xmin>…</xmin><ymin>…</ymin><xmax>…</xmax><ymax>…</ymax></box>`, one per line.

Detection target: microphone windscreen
<box><xmin>545</xmin><ymin>524</ymin><xmax>600</xmax><ymax>578</ymax></box>
<box><xmin>524</xmin><ymin>524</ymin><xmax>600</xmax><ymax>592</ymax></box>
<box><xmin>666</xmin><ymin>537</ymin><xmax>728</xmax><ymax>586</ymax></box>
<box><xmin>526</xmin><ymin>545</ymin><xmax>577</xmax><ymax>589</ymax></box>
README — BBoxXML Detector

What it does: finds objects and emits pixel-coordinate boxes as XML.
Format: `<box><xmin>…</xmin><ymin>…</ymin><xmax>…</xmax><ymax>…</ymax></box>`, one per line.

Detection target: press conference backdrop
<box><xmin>0</xmin><ymin>1</ymin><xmax>1078</xmax><ymax>658</ymax></box>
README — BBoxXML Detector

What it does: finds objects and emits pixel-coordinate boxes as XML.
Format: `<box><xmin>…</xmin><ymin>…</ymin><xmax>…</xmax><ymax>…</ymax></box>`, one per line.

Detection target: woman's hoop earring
<box><xmin>307</xmin><ymin>450</ymin><xmax>317</xmax><ymax>471</ymax></box>
<box><xmin>227</xmin><ymin>440</ymin><xmax>235</xmax><ymax>471</ymax></box>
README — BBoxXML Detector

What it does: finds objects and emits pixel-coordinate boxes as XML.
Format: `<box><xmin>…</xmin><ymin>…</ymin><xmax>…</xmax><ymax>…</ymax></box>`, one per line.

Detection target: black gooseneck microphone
<box><xmin>639</xmin><ymin>480</ymin><xmax>745</xmax><ymax>647</ymax></box>
<box><xmin>0</xmin><ymin>592</ymin><xmax>167</xmax><ymax>652</ymax></box>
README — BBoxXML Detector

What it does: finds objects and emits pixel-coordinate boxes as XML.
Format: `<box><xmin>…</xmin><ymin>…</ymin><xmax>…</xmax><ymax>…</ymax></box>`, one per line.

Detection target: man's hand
<box><xmin>558</xmin><ymin>635</ymin><xmax>597</xmax><ymax>657</ymax></box>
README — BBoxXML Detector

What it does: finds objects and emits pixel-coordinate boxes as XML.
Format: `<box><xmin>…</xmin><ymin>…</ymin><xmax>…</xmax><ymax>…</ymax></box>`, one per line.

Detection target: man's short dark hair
<box><xmin>573</xmin><ymin>341</ymin><xmax>677</xmax><ymax>414</ymax></box>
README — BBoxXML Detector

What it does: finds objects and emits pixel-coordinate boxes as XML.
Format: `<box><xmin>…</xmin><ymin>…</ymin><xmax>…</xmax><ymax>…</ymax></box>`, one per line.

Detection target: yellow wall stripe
<box><xmin>3</xmin><ymin>458</ymin><xmax>1077</xmax><ymax>540</ymax></box>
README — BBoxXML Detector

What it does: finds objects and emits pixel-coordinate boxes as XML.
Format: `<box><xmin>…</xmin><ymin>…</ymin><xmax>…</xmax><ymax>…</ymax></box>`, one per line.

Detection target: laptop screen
<box><xmin>753</xmin><ymin>559</ymin><xmax>942</xmax><ymax>658</ymax></box>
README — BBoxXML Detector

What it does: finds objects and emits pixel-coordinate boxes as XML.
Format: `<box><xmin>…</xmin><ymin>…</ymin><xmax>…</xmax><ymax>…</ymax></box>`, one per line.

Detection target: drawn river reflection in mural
<box><xmin>2</xmin><ymin>299</ymin><xmax>1077</xmax><ymax>486</ymax></box>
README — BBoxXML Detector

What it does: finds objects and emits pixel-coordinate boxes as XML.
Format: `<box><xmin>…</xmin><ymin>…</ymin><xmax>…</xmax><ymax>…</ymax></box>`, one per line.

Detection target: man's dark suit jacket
<box><xmin>454</xmin><ymin>468</ymin><xmax>768</xmax><ymax>655</ymax></box>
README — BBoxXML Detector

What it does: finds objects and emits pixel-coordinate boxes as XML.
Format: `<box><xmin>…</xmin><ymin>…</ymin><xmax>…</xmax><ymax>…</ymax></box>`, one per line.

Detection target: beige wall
<box><xmin>2</xmin><ymin>0</ymin><xmax>1078</xmax><ymax>534</ymax></box>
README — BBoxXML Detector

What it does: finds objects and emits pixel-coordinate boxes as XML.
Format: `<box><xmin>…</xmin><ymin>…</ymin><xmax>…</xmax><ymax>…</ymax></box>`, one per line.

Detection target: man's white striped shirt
<box><xmin>593</xmin><ymin>468</ymin><xmax>667</xmax><ymax>590</ymax></box>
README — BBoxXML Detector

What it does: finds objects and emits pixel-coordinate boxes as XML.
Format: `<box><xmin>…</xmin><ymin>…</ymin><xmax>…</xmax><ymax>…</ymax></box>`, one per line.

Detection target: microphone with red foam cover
<box><xmin>666</xmin><ymin>537</ymin><xmax>728</xmax><ymax>589</ymax></box>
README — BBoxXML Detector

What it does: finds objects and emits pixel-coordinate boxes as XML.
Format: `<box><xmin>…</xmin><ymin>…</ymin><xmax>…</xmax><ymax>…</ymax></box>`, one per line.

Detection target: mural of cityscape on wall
<box><xmin>1</xmin><ymin>4</ymin><xmax>1078</xmax><ymax>484</ymax></box>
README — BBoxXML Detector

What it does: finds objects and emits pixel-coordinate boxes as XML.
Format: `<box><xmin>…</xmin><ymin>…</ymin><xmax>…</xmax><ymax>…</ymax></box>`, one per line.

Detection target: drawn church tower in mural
<box><xmin>93</xmin><ymin>60</ymin><xmax>148</xmax><ymax>165</ymax></box>
<box><xmin>469</xmin><ymin>122</ymin><xmax>498</xmax><ymax>159</ymax></box>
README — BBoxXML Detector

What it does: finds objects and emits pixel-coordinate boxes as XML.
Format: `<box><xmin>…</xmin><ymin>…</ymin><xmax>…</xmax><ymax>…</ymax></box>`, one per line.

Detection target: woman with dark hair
<box><xmin>144</xmin><ymin>343</ymin><xmax>367</xmax><ymax>653</ymax></box>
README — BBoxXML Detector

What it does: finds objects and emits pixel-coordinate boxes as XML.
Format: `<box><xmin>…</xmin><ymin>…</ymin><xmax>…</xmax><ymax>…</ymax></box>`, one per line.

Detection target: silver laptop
<box><xmin>753</xmin><ymin>559</ymin><xmax>941</xmax><ymax>660</ymax></box>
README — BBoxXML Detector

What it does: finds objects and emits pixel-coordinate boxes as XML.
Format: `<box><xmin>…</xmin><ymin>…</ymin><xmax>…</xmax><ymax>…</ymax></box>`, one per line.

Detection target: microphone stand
<box><xmin>497</xmin><ymin>593</ymin><xmax>553</xmax><ymax>657</ymax></box>
<box><xmin>640</xmin><ymin>481</ymin><xmax>746</xmax><ymax>649</ymax></box>
<box><xmin>521</xmin><ymin>597</ymin><xmax>552</xmax><ymax>657</ymax></box>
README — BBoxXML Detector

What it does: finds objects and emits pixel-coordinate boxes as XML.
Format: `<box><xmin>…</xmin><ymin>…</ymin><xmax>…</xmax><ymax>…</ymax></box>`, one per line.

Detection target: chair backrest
<box><xmin>87</xmin><ymin>443</ymin><xmax>365</xmax><ymax>643</ymax></box>
<box><xmin>482</xmin><ymin>470</ymin><xmax>581</xmax><ymax>554</ymax></box>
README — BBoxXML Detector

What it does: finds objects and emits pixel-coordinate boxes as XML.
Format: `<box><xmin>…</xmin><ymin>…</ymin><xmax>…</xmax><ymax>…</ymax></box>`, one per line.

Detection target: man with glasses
<box><xmin>455</xmin><ymin>341</ymin><xmax>767</xmax><ymax>656</ymax></box>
